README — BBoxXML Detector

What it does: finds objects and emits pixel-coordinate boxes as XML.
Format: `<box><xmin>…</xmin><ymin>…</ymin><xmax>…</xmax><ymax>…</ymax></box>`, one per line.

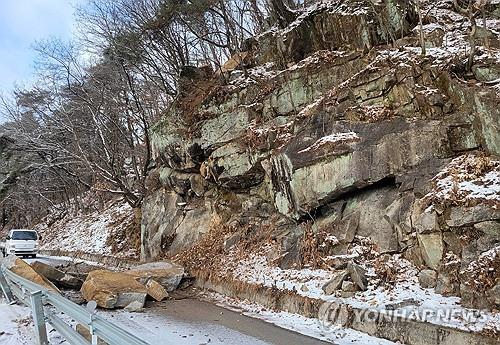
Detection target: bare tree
<box><xmin>416</xmin><ymin>0</ymin><xmax>426</xmax><ymax>55</ymax></box>
<box><xmin>0</xmin><ymin>0</ymin><xmax>305</xmax><ymax>228</ymax></box>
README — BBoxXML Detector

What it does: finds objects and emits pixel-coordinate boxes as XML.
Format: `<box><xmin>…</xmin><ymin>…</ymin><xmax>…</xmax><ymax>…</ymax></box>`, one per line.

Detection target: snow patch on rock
<box><xmin>424</xmin><ymin>154</ymin><xmax>500</xmax><ymax>206</ymax></box>
<box><xmin>298</xmin><ymin>132</ymin><xmax>359</xmax><ymax>153</ymax></box>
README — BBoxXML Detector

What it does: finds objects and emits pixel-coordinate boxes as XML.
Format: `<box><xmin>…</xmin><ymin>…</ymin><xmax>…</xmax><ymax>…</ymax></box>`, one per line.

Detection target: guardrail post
<box><xmin>89</xmin><ymin>314</ymin><xmax>98</xmax><ymax>345</ymax></box>
<box><xmin>30</xmin><ymin>290</ymin><xmax>49</xmax><ymax>345</ymax></box>
<box><xmin>0</xmin><ymin>269</ymin><xmax>14</xmax><ymax>303</ymax></box>
<box><xmin>86</xmin><ymin>301</ymin><xmax>99</xmax><ymax>345</ymax></box>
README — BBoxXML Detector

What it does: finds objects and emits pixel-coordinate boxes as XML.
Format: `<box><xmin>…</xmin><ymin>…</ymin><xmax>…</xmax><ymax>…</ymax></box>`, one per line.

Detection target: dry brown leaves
<box><xmin>462</xmin><ymin>247</ymin><xmax>499</xmax><ymax>293</ymax></box>
<box><xmin>107</xmin><ymin>209</ymin><xmax>139</xmax><ymax>257</ymax></box>
<box><xmin>173</xmin><ymin>214</ymin><xmax>234</xmax><ymax>273</ymax></box>
<box><xmin>350</xmin><ymin>104</ymin><xmax>394</xmax><ymax>122</ymax></box>
<box><xmin>424</xmin><ymin>152</ymin><xmax>499</xmax><ymax>208</ymax></box>
<box><xmin>373</xmin><ymin>255</ymin><xmax>399</xmax><ymax>286</ymax></box>
<box><xmin>177</xmin><ymin>78</ymin><xmax>222</xmax><ymax>126</ymax></box>
<box><xmin>300</xmin><ymin>222</ymin><xmax>323</xmax><ymax>269</ymax></box>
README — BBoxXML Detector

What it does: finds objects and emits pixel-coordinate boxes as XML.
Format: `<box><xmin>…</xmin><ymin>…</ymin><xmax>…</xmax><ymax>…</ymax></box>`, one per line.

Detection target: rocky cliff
<box><xmin>143</xmin><ymin>0</ymin><xmax>500</xmax><ymax>313</ymax></box>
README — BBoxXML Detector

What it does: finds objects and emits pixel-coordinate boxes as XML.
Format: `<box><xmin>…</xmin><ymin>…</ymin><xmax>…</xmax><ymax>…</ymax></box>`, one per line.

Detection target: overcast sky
<box><xmin>0</xmin><ymin>0</ymin><xmax>80</xmax><ymax>93</ymax></box>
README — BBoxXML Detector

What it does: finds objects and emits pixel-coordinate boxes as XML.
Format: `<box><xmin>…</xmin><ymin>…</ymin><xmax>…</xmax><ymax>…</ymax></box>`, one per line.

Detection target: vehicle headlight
<box><xmin>10</xmin><ymin>244</ymin><xmax>15</xmax><ymax>249</ymax></box>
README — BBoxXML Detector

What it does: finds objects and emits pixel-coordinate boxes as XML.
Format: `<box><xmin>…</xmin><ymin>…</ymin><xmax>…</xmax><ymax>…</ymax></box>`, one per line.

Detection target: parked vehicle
<box><xmin>0</xmin><ymin>229</ymin><xmax>40</xmax><ymax>258</ymax></box>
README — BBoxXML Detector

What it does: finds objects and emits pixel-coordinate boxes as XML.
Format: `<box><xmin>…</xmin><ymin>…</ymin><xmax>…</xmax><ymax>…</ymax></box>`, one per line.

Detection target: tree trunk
<box><xmin>417</xmin><ymin>0</ymin><xmax>426</xmax><ymax>55</ymax></box>
<box><xmin>133</xmin><ymin>206</ymin><xmax>143</xmax><ymax>254</ymax></box>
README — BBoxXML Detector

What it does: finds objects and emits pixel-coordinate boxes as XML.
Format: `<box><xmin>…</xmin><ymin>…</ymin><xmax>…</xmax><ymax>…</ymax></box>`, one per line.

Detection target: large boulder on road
<box><xmin>81</xmin><ymin>270</ymin><xmax>148</xmax><ymax>309</ymax></box>
<box><xmin>2</xmin><ymin>255</ymin><xmax>60</xmax><ymax>293</ymax></box>
<box><xmin>126</xmin><ymin>261</ymin><xmax>184</xmax><ymax>292</ymax></box>
<box><xmin>31</xmin><ymin>261</ymin><xmax>83</xmax><ymax>289</ymax></box>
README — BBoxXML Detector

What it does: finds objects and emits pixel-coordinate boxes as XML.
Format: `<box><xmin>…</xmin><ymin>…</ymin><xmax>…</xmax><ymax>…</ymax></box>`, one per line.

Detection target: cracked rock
<box><xmin>347</xmin><ymin>262</ymin><xmax>368</xmax><ymax>291</ymax></box>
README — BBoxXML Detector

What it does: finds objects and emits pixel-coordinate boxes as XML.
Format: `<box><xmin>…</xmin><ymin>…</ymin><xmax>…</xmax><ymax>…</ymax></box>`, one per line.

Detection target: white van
<box><xmin>0</xmin><ymin>229</ymin><xmax>40</xmax><ymax>258</ymax></box>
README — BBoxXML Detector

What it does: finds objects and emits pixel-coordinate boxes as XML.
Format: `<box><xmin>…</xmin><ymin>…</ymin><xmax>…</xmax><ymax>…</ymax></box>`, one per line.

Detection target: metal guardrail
<box><xmin>0</xmin><ymin>263</ymin><xmax>149</xmax><ymax>345</ymax></box>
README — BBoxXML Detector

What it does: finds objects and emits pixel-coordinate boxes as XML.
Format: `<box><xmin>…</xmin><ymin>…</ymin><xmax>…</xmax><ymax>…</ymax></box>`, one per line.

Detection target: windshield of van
<box><xmin>11</xmin><ymin>231</ymin><xmax>37</xmax><ymax>241</ymax></box>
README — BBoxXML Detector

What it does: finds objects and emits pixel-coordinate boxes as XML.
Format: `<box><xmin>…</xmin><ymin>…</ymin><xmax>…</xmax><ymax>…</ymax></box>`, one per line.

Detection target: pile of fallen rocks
<box><xmin>81</xmin><ymin>261</ymin><xmax>184</xmax><ymax>311</ymax></box>
<box><xmin>3</xmin><ymin>255</ymin><xmax>185</xmax><ymax>312</ymax></box>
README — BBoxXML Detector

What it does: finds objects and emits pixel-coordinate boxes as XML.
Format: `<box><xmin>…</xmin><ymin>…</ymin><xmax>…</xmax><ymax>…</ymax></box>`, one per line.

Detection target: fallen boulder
<box><xmin>126</xmin><ymin>261</ymin><xmax>184</xmax><ymax>292</ymax></box>
<box><xmin>81</xmin><ymin>270</ymin><xmax>148</xmax><ymax>309</ymax></box>
<box><xmin>145</xmin><ymin>280</ymin><xmax>169</xmax><ymax>302</ymax></box>
<box><xmin>31</xmin><ymin>261</ymin><xmax>83</xmax><ymax>289</ymax></box>
<box><xmin>2</xmin><ymin>255</ymin><xmax>60</xmax><ymax>293</ymax></box>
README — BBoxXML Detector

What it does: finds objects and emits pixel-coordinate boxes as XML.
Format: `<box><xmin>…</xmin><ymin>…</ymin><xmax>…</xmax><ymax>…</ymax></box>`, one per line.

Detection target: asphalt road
<box><xmin>138</xmin><ymin>298</ymin><xmax>331</xmax><ymax>345</ymax></box>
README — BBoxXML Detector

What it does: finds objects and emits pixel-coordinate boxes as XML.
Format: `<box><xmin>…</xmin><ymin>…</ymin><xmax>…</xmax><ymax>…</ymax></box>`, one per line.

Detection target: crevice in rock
<box><xmin>297</xmin><ymin>175</ymin><xmax>399</xmax><ymax>224</ymax></box>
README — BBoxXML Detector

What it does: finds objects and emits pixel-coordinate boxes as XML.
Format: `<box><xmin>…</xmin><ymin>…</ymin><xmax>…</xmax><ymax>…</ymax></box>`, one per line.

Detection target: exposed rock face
<box><xmin>3</xmin><ymin>255</ymin><xmax>60</xmax><ymax>293</ymax></box>
<box><xmin>141</xmin><ymin>189</ymin><xmax>215</xmax><ymax>259</ymax></box>
<box><xmin>256</xmin><ymin>0</ymin><xmax>417</xmax><ymax>65</ymax></box>
<box><xmin>141</xmin><ymin>190</ymin><xmax>184</xmax><ymax>259</ymax></box>
<box><xmin>417</xmin><ymin>233</ymin><xmax>444</xmax><ymax>270</ymax></box>
<box><xmin>144</xmin><ymin>0</ymin><xmax>500</xmax><ymax>310</ymax></box>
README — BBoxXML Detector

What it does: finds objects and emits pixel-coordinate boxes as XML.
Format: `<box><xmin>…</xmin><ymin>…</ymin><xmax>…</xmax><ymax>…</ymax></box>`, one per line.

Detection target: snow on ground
<box><xmin>0</xmin><ymin>299</ymin><xmax>65</xmax><ymax>345</ymax></box>
<box><xmin>26</xmin><ymin>255</ymin><xmax>109</xmax><ymax>270</ymax></box>
<box><xmin>0</xmin><ymin>297</ymin><xmax>271</xmax><ymax>345</ymax></box>
<box><xmin>225</xmin><ymin>246</ymin><xmax>500</xmax><ymax>333</ymax></box>
<box><xmin>0</xmin><ymin>300</ymin><xmax>32</xmax><ymax>345</ymax></box>
<box><xmin>34</xmin><ymin>200</ymin><xmax>137</xmax><ymax>258</ymax></box>
<box><xmin>227</xmin><ymin>62</ymin><xmax>279</xmax><ymax>91</ymax></box>
<box><xmin>204</xmin><ymin>292</ymin><xmax>397</xmax><ymax>345</ymax></box>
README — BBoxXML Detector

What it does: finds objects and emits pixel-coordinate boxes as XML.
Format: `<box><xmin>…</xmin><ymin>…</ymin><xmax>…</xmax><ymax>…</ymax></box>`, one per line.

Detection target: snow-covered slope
<box><xmin>33</xmin><ymin>200</ymin><xmax>138</xmax><ymax>259</ymax></box>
